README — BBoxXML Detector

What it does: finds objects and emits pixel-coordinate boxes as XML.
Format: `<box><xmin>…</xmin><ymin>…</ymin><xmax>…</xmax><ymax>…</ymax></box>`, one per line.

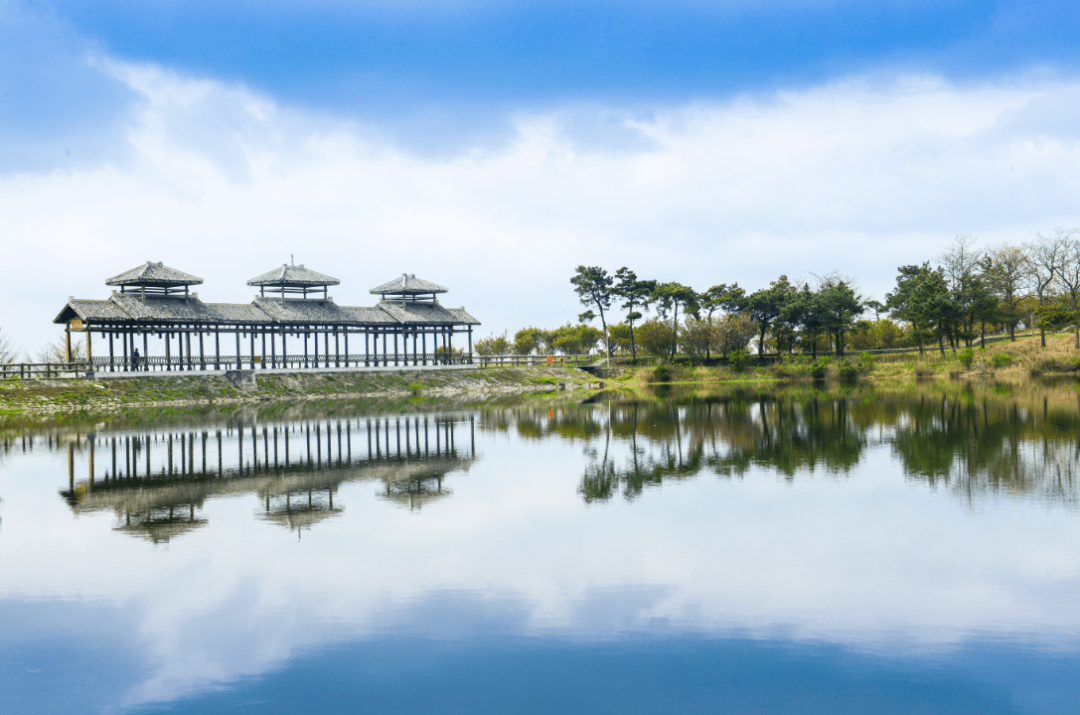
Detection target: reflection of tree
<box><xmin>570</xmin><ymin>392</ymin><xmax>1080</xmax><ymax>506</ymax></box>
<box><xmin>893</xmin><ymin>396</ymin><xmax>1080</xmax><ymax>505</ymax></box>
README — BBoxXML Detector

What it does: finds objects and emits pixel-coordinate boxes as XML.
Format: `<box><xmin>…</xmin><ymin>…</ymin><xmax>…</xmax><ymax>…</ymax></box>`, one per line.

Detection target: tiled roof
<box><xmin>253</xmin><ymin>297</ymin><xmax>354</xmax><ymax>324</ymax></box>
<box><xmin>444</xmin><ymin>307</ymin><xmax>482</xmax><ymax>326</ymax></box>
<box><xmin>370</xmin><ymin>274</ymin><xmax>448</xmax><ymax>295</ymax></box>
<box><xmin>247</xmin><ymin>264</ymin><xmax>340</xmax><ymax>287</ymax></box>
<box><xmin>112</xmin><ymin>294</ymin><xmax>219</xmax><ymax>322</ymax></box>
<box><xmin>106</xmin><ymin>262</ymin><xmax>203</xmax><ymax>287</ymax></box>
<box><xmin>376</xmin><ymin>301</ymin><xmax>461</xmax><ymax>325</ymax></box>
<box><xmin>55</xmin><ymin>291</ymin><xmax>480</xmax><ymax>328</ymax></box>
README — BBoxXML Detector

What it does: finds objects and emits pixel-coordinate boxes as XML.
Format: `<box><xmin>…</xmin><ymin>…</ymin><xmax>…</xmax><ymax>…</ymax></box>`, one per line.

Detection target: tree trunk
<box><xmin>938</xmin><ymin>337</ymin><xmax>945</xmax><ymax>357</ymax></box>
<box><xmin>629</xmin><ymin>321</ymin><xmax>637</xmax><ymax>363</ymax></box>
<box><xmin>1040</xmin><ymin>327</ymin><xmax>1046</xmax><ymax>347</ymax></box>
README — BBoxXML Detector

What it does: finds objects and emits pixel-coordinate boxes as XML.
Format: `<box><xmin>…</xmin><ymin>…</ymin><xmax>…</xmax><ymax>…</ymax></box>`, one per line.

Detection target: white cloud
<box><xmin>3</xmin><ymin>62</ymin><xmax>1080</xmax><ymax>353</ymax></box>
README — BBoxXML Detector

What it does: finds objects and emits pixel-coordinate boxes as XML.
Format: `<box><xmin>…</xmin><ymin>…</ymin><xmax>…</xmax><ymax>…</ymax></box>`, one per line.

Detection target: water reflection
<box><xmin>45</xmin><ymin>415</ymin><xmax>476</xmax><ymax>542</ymax></box>
<box><xmin>478</xmin><ymin>393</ymin><xmax>1080</xmax><ymax>506</ymax></box>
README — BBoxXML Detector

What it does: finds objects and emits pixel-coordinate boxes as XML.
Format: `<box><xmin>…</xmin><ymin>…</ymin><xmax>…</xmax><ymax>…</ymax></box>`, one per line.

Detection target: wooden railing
<box><xmin>0</xmin><ymin>362</ymin><xmax>93</xmax><ymax>378</ymax></box>
<box><xmin>0</xmin><ymin>353</ymin><xmax>475</xmax><ymax>377</ymax></box>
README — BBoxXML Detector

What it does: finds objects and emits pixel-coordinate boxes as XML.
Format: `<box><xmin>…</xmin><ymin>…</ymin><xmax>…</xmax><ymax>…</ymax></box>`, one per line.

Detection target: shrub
<box><xmin>959</xmin><ymin>347</ymin><xmax>975</xmax><ymax>369</ymax></box>
<box><xmin>406</xmin><ymin>382</ymin><xmax>424</xmax><ymax>392</ymax></box>
<box><xmin>728</xmin><ymin>348</ymin><xmax>750</xmax><ymax>373</ymax></box>
<box><xmin>837</xmin><ymin>359</ymin><xmax>858</xmax><ymax>380</ymax></box>
<box><xmin>914</xmin><ymin>365</ymin><xmax>934</xmax><ymax>378</ymax></box>
<box><xmin>991</xmin><ymin>353</ymin><xmax>1012</xmax><ymax>367</ymax></box>
<box><xmin>808</xmin><ymin>357</ymin><xmax>829</xmax><ymax>379</ymax></box>
<box><xmin>672</xmin><ymin>355</ymin><xmax>695</xmax><ymax>367</ymax></box>
<box><xmin>652</xmin><ymin>364</ymin><xmax>672</xmax><ymax>383</ymax></box>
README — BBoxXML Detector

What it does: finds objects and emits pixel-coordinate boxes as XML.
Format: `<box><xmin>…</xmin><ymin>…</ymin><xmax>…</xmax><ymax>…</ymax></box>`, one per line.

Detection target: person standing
<box><xmin>132</xmin><ymin>347</ymin><xmax>141</xmax><ymax>372</ymax></box>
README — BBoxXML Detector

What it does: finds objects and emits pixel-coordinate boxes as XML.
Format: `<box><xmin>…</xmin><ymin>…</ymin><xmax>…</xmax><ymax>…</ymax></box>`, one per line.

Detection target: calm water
<box><xmin>2</xmin><ymin>391</ymin><xmax>1080</xmax><ymax>714</ymax></box>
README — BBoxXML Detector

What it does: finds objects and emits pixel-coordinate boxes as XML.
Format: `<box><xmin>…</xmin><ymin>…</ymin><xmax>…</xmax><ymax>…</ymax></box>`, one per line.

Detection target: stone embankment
<box><xmin>0</xmin><ymin>367</ymin><xmax>596</xmax><ymax>414</ymax></box>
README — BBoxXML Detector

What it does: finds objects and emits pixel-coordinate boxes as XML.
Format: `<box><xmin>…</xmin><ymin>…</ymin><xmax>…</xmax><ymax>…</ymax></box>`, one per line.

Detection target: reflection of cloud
<box><xmin>4</xmin><ymin>417</ymin><xmax>1080</xmax><ymax>711</ymax></box>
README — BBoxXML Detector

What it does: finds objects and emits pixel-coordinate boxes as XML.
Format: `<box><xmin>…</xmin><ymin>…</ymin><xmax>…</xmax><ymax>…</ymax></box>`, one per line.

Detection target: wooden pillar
<box><xmin>122</xmin><ymin>330</ymin><xmax>129</xmax><ymax>371</ymax></box>
<box><xmin>365</xmin><ymin>330</ymin><xmax>370</xmax><ymax>367</ymax></box>
<box><xmin>186</xmin><ymin>331</ymin><xmax>192</xmax><ymax>371</ymax></box>
<box><xmin>304</xmin><ymin>331</ymin><xmax>309</xmax><ymax>368</ymax></box>
<box><xmin>165</xmin><ymin>331</ymin><xmax>172</xmax><ymax>371</ymax></box>
<box><xmin>215</xmin><ymin>330</ymin><xmax>221</xmax><ymax>370</ymax></box>
<box><xmin>86</xmin><ymin>328</ymin><xmax>92</xmax><ymax>368</ymax></box>
<box><xmin>65</xmin><ymin>326</ymin><xmax>72</xmax><ymax>363</ymax></box>
<box><xmin>393</xmin><ymin>332</ymin><xmax>399</xmax><ymax>366</ymax></box>
<box><xmin>236</xmin><ymin>330</ymin><xmax>242</xmax><ymax>369</ymax></box>
<box><xmin>261</xmin><ymin>330</ymin><xmax>267</xmax><ymax>369</ymax></box>
<box><xmin>334</xmin><ymin>329</ymin><xmax>340</xmax><ymax>368</ymax></box>
<box><xmin>422</xmin><ymin>331</ymin><xmax>427</xmax><ymax>365</ymax></box>
<box><xmin>250</xmin><ymin>330</ymin><xmax>256</xmax><ymax>369</ymax></box>
<box><xmin>177</xmin><ymin>328</ymin><xmax>184</xmax><ymax>370</ymax></box>
<box><xmin>109</xmin><ymin>332</ymin><xmax>115</xmax><ymax>372</ymax></box>
<box><xmin>344</xmin><ymin>332</ymin><xmax>349</xmax><ymax>367</ymax></box>
<box><xmin>282</xmin><ymin>331</ymin><xmax>288</xmax><ymax>369</ymax></box>
<box><xmin>143</xmin><ymin>333</ymin><xmax>148</xmax><ymax>372</ymax></box>
<box><xmin>271</xmin><ymin>331</ymin><xmax>276</xmax><ymax>369</ymax></box>
<box><xmin>468</xmin><ymin>325</ymin><xmax>473</xmax><ymax>364</ymax></box>
<box><xmin>324</xmin><ymin>330</ymin><xmax>330</xmax><ymax>368</ymax></box>
<box><xmin>199</xmin><ymin>331</ymin><xmax>205</xmax><ymax>370</ymax></box>
<box><xmin>382</xmin><ymin>329</ymin><xmax>388</xmax><ymax>367</ymax></box>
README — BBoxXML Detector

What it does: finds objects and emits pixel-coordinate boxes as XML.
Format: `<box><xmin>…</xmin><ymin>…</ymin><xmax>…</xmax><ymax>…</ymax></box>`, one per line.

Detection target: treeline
<box><xmin>478</xmin><ymin>230</ymin><xmax>1080</xmax><ymax>359</ymax></box>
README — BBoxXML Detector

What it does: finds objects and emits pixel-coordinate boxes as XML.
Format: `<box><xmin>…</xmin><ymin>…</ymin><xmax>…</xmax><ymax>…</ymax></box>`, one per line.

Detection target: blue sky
<box><xmin>3</xmin><ymin>0</ymin><xmax>1080</xmax><ymax>351</ymax></box>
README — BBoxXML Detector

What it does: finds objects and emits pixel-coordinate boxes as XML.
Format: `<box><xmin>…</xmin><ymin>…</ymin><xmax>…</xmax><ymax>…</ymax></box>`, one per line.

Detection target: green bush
<box><xmin>991</xmin><ymin>353</ymin><xmax>1012</xmax><ymax>367</ymax></box>
<box><xmin>808</xmin><ymin>357</ymin><xmax>830</xmax><ymax>379</ymax></box>
<box><xmin>728</xmin><ymin>348</ymin><xmax>750</xmax><ymax>373</ymax></box>
<box><xmin>652</xmin><ymin>364</ymin><xmax>672</xmax><ymax>383</ymax></box>
<box><xmin>672</xmin><ymin>355</ymin><xmax>695</xmax><ymax>367</ymax></box>
<box><xmin>837</xmin><ymin>359</ymin><xmax>859</xmax><ymax>380</ymax></box>
<box><xmin>857</xmin><ymin>351</ymin><xmax>876</xmax><ymax>365</ymax></box>
<box><xmin>959</xmin><ymin>348</ymin><xmax>975</xmax><ymax>369</ymax></box>
<box><xmin>406</xmin><ymin>382</ymin><xmax>424</xmax><ymax>392</ymax></box>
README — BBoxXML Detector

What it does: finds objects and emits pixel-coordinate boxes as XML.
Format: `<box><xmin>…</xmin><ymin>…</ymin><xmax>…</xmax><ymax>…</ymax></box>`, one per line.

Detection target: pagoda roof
<box><xmin>106</xmin><ymin>262</ymin><xmax>203</xmax><ymax>287</ymax></box>
<box><xmin>247</xmin><ymin>264</ymin><xmax>340</xmax><ymax>287</ymax></box>
<box><xmin>370</xmin><ymin>274</ymin><xmax>448</xmax><ymax>295</ymax></box>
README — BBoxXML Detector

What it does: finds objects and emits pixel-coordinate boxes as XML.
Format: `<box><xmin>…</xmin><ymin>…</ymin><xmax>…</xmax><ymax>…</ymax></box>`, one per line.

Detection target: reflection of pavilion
<box><xmin>59</xmin><ymin>414</ymin><xmax>476</xmax><ymax>542</ymax></box>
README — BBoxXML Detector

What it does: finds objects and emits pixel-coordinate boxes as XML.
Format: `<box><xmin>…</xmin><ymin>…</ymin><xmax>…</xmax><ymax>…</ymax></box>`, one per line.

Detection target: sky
<box><xmin>4</xmin><ymin>0</ymin><xmax>1080</xmax><ymax>352</ymax></box>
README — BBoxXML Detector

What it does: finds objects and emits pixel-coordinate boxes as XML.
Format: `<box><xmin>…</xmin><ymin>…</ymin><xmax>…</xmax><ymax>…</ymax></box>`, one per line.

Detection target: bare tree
<box><xmin>985</xmin><ymin>244</ymin><xmax>1031</xmax><ymax>341</ymax></box>
<box><xmin>1027</xmin><ymin>229</ymin><xmax>1072</xmax><ymax>346</ymax></box>
<box><xmin>0</xmin><ymin>328</ymin><xmax>19</xmax><ymax>364</ymax></box>
<box><xmin>1056</xmin><ymin>234</ymin><xmax>1080</xmax><ymax>349</ymax></box>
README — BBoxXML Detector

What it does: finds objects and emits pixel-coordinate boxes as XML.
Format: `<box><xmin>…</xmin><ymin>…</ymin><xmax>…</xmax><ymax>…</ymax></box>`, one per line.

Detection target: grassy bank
<box><xmin>601</xmin><ymin>331</ymin><xmax>1080</xmax><ymax>389</ymax></box>
<box><xmin>0</xmin><ymin>366</ymin><xmax>596</xmax><ymax>414</ymax></box>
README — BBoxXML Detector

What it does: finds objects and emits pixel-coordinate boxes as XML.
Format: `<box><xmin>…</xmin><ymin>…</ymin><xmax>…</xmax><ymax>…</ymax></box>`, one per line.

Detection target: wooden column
<box><xmin>261</xmin><ymin>330</ymin><xmax>267</xmax><ymax>369</ymax></box>
<box><xmin>215</xmin><ymin>330</ymin><xmax>221</xmax><ymax>370</ymax></box>
<box><xmin>86</xmin><ymin>328</ymin><xmax>92</xmax><ymax>369</ymax></box>
<box><xmin>165</xmin><ymin>331</ymin><xmax>172</xmax><ymax>371</ymax></box>
<box><xmin>334</xmin><ymin>329</ymin><xmax>340</xmax><ymax>368</ymax></box>
<box><xmin>122</xmin><ymin>329</ymin><xmax>129</xmax><ymax>371</ymax></box>
<box><xmin>186</xmin><ymin>331</ymin><xmax>192</xmax><ymax>371</ymax></box>
<box><xmin>393</xmin><ymin>332</ymin><xmax>399</xmax><ymax>366</ymax></box>
<box><xmin>324</xmin><ymin>330</ymin><xmax>330</xmax><ymax>368</ymax></box>
<box><xmin>143</xmin><ymin>333</ymin><xmax>148</xmax><ymax>372</ymax></box>
<box><xmin>422</xmin><ymin>331</ymin><xmax>427</xmax><ymax>365</ymax></box>
<box><xmin>365</xmin><ymin>330</ymin><xmax>370</xmax><ymax>367</ymax></box>
<box><xmin>304</xmin><ymin>331</ymin><xmax>309</xmax><ymax>368</ymax></box>
<box><xmin>468</xmin><ymin>325</ymin><xmax>473</xmax><ymax>364</ymax></box>
<box><xmin>199</xmin><ymin>331</ymin><xmax>205</xmax><ymax>370</ymax></box>
<box><xmin>236</xmin><ymin>330</ymin><xmax>241</xmax><ymax>369</ymax></box>
<box><xmin>344</xmin><ymin>331</ymin><xmax>349</xmax><ymax>367</ymax></box>
<box><xmin>282</xmin><ymin>331</ymin><xmax>288</xmax><ymax>369</ymax></box>
<box><xmin>271</xmin><ymin>331</ymin><xmax>277</xmax><ymax>369</ymax></box>
<box><xmin>250</xmin><ymin>330</ymin><xmax>256</xmax><ymax>369</ymax></box>
<box><xmin>109</xmin><ymin>332</ymin><xmax>115</xmax><ymax>372</ymax></box>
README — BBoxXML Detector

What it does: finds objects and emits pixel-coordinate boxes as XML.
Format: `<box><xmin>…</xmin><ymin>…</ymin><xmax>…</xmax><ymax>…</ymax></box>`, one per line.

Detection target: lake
<box><xmin>2</xmin><ymin>386</ymin><xmax>1079</xmax><ymax>714</ymax></box>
